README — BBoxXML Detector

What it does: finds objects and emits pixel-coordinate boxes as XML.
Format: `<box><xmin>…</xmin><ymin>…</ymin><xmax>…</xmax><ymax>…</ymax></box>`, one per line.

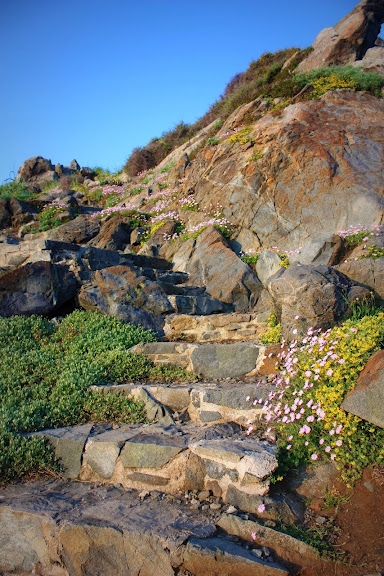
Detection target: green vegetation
<box><xmin>265</xmin><ymin>311</ymin><xmax>384</xmax><ymax>485</ymax></box>
<box><xmin>34</xmin><ymin>204</ymin><xmax>69</xmax><ymax>232</ymax></box>
<box><xmin>240</xmin><ymin>252</ymin><xmax>260</xmax><ymax>265</ymax></box>
<box><xmin>0</xmin><ymin>180</ymin><xmax>34</xmax><ymax>201</ymax></box>
<box><xmin>362</xmin><ymin>244</ymin><xmax>384</xmax><ymax>260</ymax></box>
<box><xmin>247</xmin><ymin>149</ymin><xmax>264</xmax><ymax>162</ymax></box>
<box><xmin>259</xmin><ymin>311</ymin><xmax>282</xmax><ymax>344</ymax></box>
<box><xmin>0</xmin><ymin>311</ymin><xmax>193</xmax><ymax>483</ymax></box>
<box><xmin>278</xmin><ymin>253</ymin><xmax>290</xmax><ymax>268</ymax></box>
<box><xmin>295</xmin><ymin>66</ymin><xmax>384</xmax><ymax>99</ymax></box>
<box><xmin>207</xmin><ymin>137</ymin><xmax>219</xmax><ymax>146</ymax></box>
<box><xmin>278</xmin><ymin>519</ymin><xmax>345</xmax><ymax>561</ymax></box>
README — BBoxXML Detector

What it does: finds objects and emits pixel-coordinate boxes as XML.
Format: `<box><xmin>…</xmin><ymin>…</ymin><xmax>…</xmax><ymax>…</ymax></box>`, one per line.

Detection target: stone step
<box><xmin>157</xmin><ymin>279</ymin><xmax>207</xmax><ymax>296</ymax></box>
<box><xmin>167</xmin><ymin>293</ymin><xmax>225</xmax><ymax>315</ymax></box>
<box><xmin>131</xmin><ymin>341</ymin><xmax>269</xmax><ymax>379</ymax></box>
<box><xmin>0</xmin><ymin>479</ymin><xmax>294</xmax><ymax>576</ymax></box>
<box><xmin>101</xmin><ymin>379</ymin><xmax>275</xmax><ymax>428</ymax></box>
<box><xmin>155</xmin><ymin>270</ymin><xmax>190</xmax><ymax>285</ymax></box>
<box><xmin>32</xmin><ymin>422</ymin><xmax>279</xmax><ymax>508</ymax></box>
<box><xmin>164</xmin><ymin>312</ymin><xmax>268</xmax><ymax>342</ymax></box>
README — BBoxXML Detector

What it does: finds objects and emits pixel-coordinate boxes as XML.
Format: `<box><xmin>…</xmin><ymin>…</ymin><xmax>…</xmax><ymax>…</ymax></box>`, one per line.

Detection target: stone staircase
<box><xmin>0</xmin><ymin>358</ymin><xmax>334</xmax><ymax>575</ymax></box>
<box><xmin>0</xmin><ymin>382</ymin><xmax>334</xmax><ymax>575</ymax></box>
<box><xmin>0</xmin><ymin>242</ymin><xmax>332</xmax><ymax>575</ymax></box>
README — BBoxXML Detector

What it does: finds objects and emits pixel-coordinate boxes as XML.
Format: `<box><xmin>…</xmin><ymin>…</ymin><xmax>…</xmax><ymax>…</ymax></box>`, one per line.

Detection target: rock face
<box><xmin>180</xmin><ymin>91</ymin><xmax>384</xmax><ymax>256</ymax></box>
<box><xmin>169</xmin><ymin>226</ymin><xmax>262</xmax><ymax>312</ymax></box>
<box><xmin>0</xmin><ymin>260</ymin><xmax>78</xmax><ymax>316</ymax></box>
<box><xmin>342</xmin><ymin>349</ymin><xmax>384</xmax><ymax>428</ymax></box>
<box><xmin>297</xmin><ymin>0</ymin><xmax>384</xmax><ymax>72</ymax></box>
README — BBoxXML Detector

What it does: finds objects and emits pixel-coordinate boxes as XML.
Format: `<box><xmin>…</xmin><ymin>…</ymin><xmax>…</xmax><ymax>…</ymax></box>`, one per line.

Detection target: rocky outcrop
<box><xmin>297</xmin><ymin>0</ymin><xmax>384</xmax><ymax>72</ymax></box>
<box><xmin>16</xmin><ymin>155</ymin><xmax>95</xmax><ymax>192</ymax></box>
<box><xmin>175</xmin><ymin>90</ymin><xmax>384</xmax><ymax>257</ymax></box>
<box><xmin>166</xmin><ymin>226</ymin><xmax>262</xmax><ymax>312</ymax></box>
<box><xmin>0</xmin><ymin>260</ymin><xmax>78</xmax><ymax>317</ymax></box>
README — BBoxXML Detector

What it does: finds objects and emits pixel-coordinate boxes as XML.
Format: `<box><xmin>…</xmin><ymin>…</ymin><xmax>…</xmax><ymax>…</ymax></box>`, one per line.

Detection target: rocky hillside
<box><xmin>0</xmin><ymin>1</ymin><xmax>384</xmax><ymax>575</ymax></box>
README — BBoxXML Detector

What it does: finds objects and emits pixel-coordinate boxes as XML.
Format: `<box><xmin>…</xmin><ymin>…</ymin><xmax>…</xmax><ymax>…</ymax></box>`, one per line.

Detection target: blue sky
<box><xmin>0</xmin><ymin>0</ymin><xmax>359</xmax><ymax>183</ymax></box>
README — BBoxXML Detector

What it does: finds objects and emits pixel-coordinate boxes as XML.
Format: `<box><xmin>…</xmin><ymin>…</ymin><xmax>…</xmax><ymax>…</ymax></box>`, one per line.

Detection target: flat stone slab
<box><xmin>101</xmin><ymin>380</ymin><xmax>274</xmax><ymax>426</ymax></box>
<box><xmin>184</xmin><ymin>537</ymin><xmax>288</xmax><ymax>576</ymax></box>
<box><xmin>0</xmin><ymin>480</ymin><xmax>294</xmax><ymax>576</ymax></box>
<box><xmin>131</xmin><ymin>341</ymin><xmax>267</xmax><ymax>379</ymax></box>
<box><xmin>32</xmin><ymin>422</ymin><xmax>93</xmax><ymax>479</ymax></box>
<box><xmin>0</xmin><ymin>479</ymin><xmax>215</xmax><ymax>575</ymax></box>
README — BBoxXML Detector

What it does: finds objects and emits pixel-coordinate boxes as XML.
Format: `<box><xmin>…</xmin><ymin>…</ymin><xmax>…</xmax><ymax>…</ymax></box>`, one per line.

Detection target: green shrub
<box><xmin>0</xmin><ymin>180</ymin><xmax>34</xmax><ymax>201</ymax></box>
<box><xmin>207</xmin><ymin>137</ymin><xmax>220</xmax><ymax>146</ymax></box>
<box><xmin>0</xmin><ymin>311</ymin><xmax>159</xmax><ymax>482</ymax></box>
<box><xmin>295</xmin><ymin>66</ymin><xmax>384</xmax><ymax>99</ymax></box>
<box><xmin>35</xmin><ymin>204</ymin><xmax>69</xmax><ymax>232</ymax></box>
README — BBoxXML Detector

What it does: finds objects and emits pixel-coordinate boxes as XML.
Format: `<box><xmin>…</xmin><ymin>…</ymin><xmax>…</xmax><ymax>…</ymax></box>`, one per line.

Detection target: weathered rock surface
<box><xmin>297</xmin><ymin>0</ymin><xmax>384</xmax><ymax>72</ymax></box>
<box><xmin>16</xmin><ymin>155</ymin><xmax>58</xmax><ymax>191</ymax></box>
<box><xmin>0</xmin><ymin>199</ymin><xmax>12</xmax><ymax>228</ymax></box>
<box><xmin>267</xmin><ymin>262</ymin><xmax>371</xmax><ymax>338</ymax></box>
<box><xmin>131</xmin><ymin>341</ymin><xmax>267</xmax><ymax>379</ymax></box>
<box><xmin>164</xmin><ymin>312</ymin><xmax>266</xmax><ymax>342</ymax></box>
<box><xmin>0</xmin><ymin>260</ymin><xmax>78</xmax><ymax>317</ymax></box>
<box><xmin>78</xmin><ymin>264</ymin><xmax>174</xmax><ymax>331</ymax></box>
<box><xmin>183</xmin><ymin>537</ymin><xmax>288</xmax><ymax>576</ymax></box>
<box><xmin>178</xmin><ymin>91</ymin><xmax>384</xmax><ymax>256</ymax></box>
<box><xmin>88</xmin><ymin>214</ymin><xmax>132</xmax><ymax>251</ymax></box>
<box><xmin>0</xmin><ymin>479</ymin><xmax>217</xmax><ymax>575</ymax></box>
<box><xmin>342</xmin><ymin>349</ymin><xmax>384</xmax><ymax>428</ymax></box>
<box><xmin>46</xmin><ymin>214</ymin><xmax>100</xmax><ymax>244</ymax></box>
<box><xmin>168</xmin><ymin>226</ymin><xmax>262</xmax><ymax>312</ymax></box>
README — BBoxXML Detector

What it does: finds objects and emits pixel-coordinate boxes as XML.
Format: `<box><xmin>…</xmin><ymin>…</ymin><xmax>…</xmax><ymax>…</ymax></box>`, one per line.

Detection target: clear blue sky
<box><xmin>0</xmin><ymin>0</ymin><xmax>359</xmax><ymax>183</ymax></box>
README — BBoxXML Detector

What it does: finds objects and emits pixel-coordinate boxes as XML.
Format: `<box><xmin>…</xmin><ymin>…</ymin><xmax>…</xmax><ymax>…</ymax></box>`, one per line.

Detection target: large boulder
<box><xmin>89</xmin><ymin>215</ymin><xmax>133</xmax><ymax>251</ymax></box>
<box><xmin>267</xmin><ymin>263</ymin><xmax>371</xmax><ymax>339</ymax></box>
<box><xmin>9</xmin><ymin>197</ymin><xmax>39</xmax><ymax>228</ymax></box>
<box><xmin>16</xmin><ymin>156</ymin><xmax>58</xmax><ymax>191</ymax></box>
<box><xmin>46</xmin><ymin>214</ymin><xmax>100</xmax><ymax>244</ymax></box>
<box><xmin>0</xmin><ymin>260</ymin><xmax>78</xmax><ymax>317</ymax></box>
<box><xmin>0</xmin><ymin>199</ymin><xmax>11</xmax><ymax>229</ymax></box>
<box><xmin>169</xmin><ymin>226</ymin><xmax>262</xmax><ymax>312</ymax></box>
<box><xmin>297</xmin><ymin>0</ymin><xmax>384</xmax><ymax>72</ymax></box>
<box><xmin>78</xmin><ymin>264</ymin><xmax>174</xmax><ymax>332</ymax></box>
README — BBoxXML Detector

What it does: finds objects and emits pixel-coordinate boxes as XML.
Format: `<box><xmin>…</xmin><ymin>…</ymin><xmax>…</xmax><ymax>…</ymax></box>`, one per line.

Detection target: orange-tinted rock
<box><xmin>297</xmin><ymin>0</ymin><xmax>384</xmax><ymax>72</ymax></box>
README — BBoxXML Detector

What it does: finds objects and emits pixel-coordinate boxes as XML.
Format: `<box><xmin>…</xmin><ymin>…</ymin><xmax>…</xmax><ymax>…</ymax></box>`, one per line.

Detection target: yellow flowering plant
<box><xmin>257</xmin><ymin>312</ymin><xmax>384</xmax><ymax>485</ymax></box>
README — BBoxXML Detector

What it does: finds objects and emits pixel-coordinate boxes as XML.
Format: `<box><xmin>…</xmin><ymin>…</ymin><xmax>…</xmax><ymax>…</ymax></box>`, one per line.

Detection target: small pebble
<box><xmin>251</xmin><ymin>548</ymin><xmax>263</xmax><ymax>558</ymax></box>
<box><xmin>264</xmin><ymin>520</ymin><xmax>276</xmax><ymax>528</ymax></box>
<box><xmin>198</xmin><ymin>490</ymin><xmax>211</xmax><ymax>502</ymax></box>
<box><xmin>210</xmin><ymin>502</ymin><xmax>222</xmax><ymax>510</ymax></box>
<box><xmin>226</xmin><ymin>505</ymin><xmax>237</xmax><ymax>514</ymax></box>
<box><xmin>262</xmin><ymin>546</ymin><xmax>270</xmax><ymax>556</ymax></box>
<box><xmin>139</xmin><ymin>490</ymin><xmax>149</xmax><ymax>500</ymax></box>
<box><xmin>315</xmin><ymin>516</ymin><xmax>327</xmax><ymax>525</ymax></box>
<box><xmin>201</xmin><ymin>504</ymin><xmax>209</xmax><ymax>511</ymax></box>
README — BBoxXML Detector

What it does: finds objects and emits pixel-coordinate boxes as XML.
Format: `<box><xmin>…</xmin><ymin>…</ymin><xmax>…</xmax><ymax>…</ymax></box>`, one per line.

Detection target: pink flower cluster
<box><xmin>255</xmin><ymin>325</ymin><xmax>348</xmax><ymax>464</ymax></box>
